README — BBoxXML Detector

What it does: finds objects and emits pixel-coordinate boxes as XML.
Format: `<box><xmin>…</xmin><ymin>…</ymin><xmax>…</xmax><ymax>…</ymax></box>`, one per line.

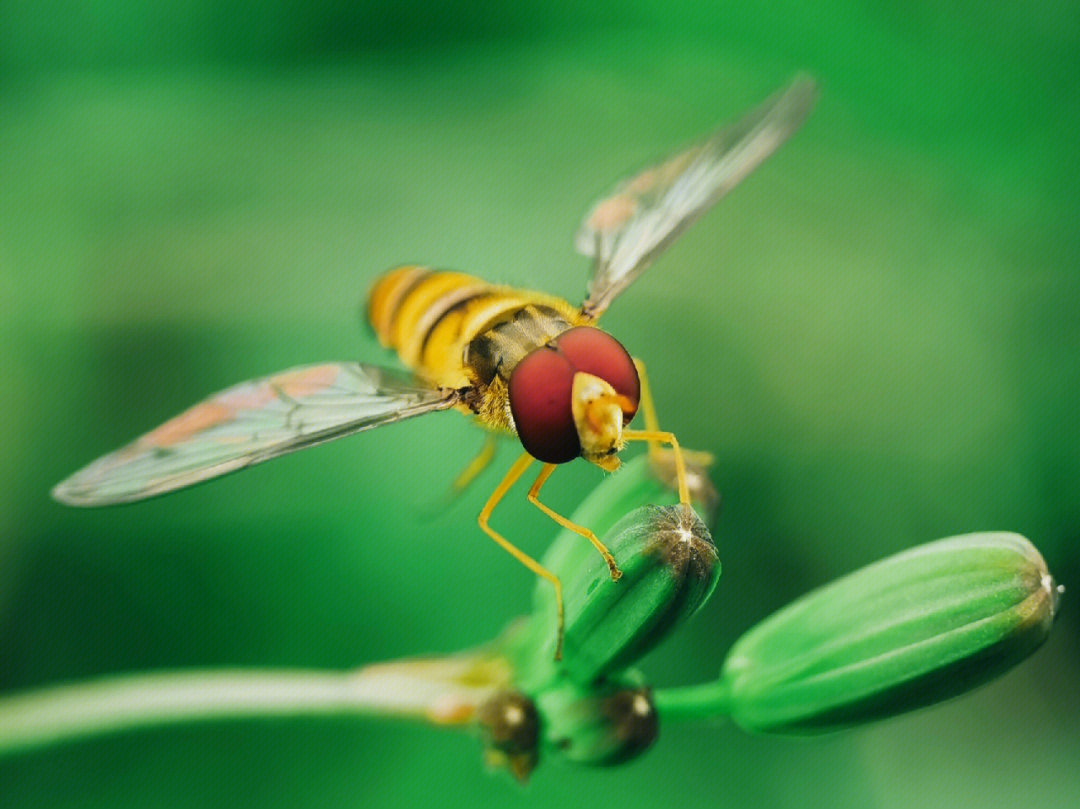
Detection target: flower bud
<box><xmin>519</xmin><ymin>503</ymin><xmax>720</xmax><ymax>687</ymax></box>
<box><xmin>535</xmin><ymin>679</ymin><xmax>658</xmax><ymax>766</ymax></box>
<box><xmin>720</xmin><ymin>532</ymin><xmax>1062</xmax><ymax>734</ymax></box>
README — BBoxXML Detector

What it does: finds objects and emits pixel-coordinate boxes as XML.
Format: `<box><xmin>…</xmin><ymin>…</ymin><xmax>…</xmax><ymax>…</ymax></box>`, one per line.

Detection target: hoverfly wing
<box><xmin>52</xmin><ymin>362</ymin><xmax>459</xmax><ymax>506</ymax></box>
<box><xmin>576</xmin><ymin>75</ymin><xmax>818</xmax><ymax>317</ymax></box>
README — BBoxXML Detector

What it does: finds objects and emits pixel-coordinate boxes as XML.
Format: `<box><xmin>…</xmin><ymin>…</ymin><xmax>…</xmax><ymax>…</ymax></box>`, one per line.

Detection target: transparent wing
<box><xmin>52</xmin><ymin>362</ymin><xmax>460</xmax><ymax>506</ymax></box>
<box><xmin>576</xmin><ymin>75</ymin><xmax>818</xmax><ymax>317</ymax></box>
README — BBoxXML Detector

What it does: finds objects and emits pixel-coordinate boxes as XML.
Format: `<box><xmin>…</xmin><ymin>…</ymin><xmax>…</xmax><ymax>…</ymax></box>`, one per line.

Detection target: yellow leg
<box><xmin>633</xmin><ymin>358</ymin><xmax>663</xmax><ymax>443</ymax></box>
<box><xmin>478</xmin><ymin>452</ymin><xmax>565</xmax><ymax>661</ymax></box>
<box><xmin>450</xmin><ymin>434</ymin><xmax>498</xmax><ymax>494</ymax></box>
<box><xmin>623</xmin><ymin>428</ymin><xmax>691</xmax><ymax>505</ymax></box>
<box><xmin>632</xmin><ymin>357</ymin><xmax>714</xmax><ymax>502</ymax></box>
<box><xmin>528</xmin><ymin>464</ymin><xmax>623</xmax><ymax>582</ymax></box>
<box><xmin>635</xmin><ymin>358</ymin><xmax>716</xmax><ymax>459</ymax></box>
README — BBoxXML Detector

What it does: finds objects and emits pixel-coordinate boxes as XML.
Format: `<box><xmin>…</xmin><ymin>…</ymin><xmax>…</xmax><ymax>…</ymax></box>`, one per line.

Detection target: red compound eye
<box><xmin>552</xmin><ymin>327</ymin><xmax>640</xmax><ymax>419</ymax></box>
<box><xmin>508</xmin><ymin>347</ymin><xmax>581</xmax><ymax>464</ymax></box>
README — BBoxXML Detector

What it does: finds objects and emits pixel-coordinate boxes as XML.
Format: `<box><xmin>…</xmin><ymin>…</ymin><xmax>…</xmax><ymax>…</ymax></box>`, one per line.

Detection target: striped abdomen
<box><xmin>367</xmin><ymin>266</ymin><xmax>585</xmax><ymax>391</ymax></box>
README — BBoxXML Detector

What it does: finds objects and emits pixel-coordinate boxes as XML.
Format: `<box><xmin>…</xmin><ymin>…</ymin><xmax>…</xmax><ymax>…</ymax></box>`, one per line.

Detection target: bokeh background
<box><xmin>3</xmin><ymin>2</ymin><xmax>1078</xmax><ymax>807</ymax></box>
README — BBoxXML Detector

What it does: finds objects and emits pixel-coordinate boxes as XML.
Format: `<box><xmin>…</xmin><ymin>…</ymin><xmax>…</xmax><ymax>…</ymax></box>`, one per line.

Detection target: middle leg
<box><xmin>527</xmin><ymin>463</ymin><xmax>623</xmax><ymax>581</ymax></box>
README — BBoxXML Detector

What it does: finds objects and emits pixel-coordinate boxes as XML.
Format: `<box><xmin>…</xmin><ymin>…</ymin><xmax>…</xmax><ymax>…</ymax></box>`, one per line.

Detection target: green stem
<box><xmin>652</xmin><ymin>678</ymin><xmax>732</xmax><ymax>722</ymax></box>
<box><xmin>0</xmin><ymin>664</ymin><xmax>498</xmax><ymax>756</ymax></box>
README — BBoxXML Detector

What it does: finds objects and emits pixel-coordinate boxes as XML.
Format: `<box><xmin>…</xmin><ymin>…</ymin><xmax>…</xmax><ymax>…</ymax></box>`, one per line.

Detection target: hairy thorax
<box><xmin>460</xmin><ymin>304</ymin><xmax>579</xmax><ymax>436</ymax></box>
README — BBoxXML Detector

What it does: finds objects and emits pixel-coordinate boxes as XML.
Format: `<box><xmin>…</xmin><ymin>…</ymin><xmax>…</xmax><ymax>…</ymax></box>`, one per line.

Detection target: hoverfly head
<box><xmin>508</xmin><ymin>327</ymin><xmax>639</xmax><ymax>468</ymax></box>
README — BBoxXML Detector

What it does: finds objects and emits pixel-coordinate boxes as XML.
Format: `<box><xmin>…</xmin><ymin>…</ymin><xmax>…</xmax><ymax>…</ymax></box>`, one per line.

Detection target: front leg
<box><xmin>622</xmin><ymin>427</ymin><xmax>691</xmax><ymax>505</ymax></box>
<box><xmin>627</xmin><ymin>358</ymin><xmax>692</xmax><ymax>505</ymax></box>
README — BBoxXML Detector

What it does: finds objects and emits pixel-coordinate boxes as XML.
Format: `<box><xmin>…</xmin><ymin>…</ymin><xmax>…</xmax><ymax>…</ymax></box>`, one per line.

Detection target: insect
<box><xmin>53</xmin><ymin>76</ymin><xmax>817</xmax><ymax>658</ymax></box>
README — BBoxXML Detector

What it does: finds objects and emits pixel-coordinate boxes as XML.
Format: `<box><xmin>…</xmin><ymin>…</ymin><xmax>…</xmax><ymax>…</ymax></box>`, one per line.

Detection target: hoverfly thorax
<box><xmin>508</xmin><ymin>327</ymin><xmax>639</xmax><ymax>467</ymax></box>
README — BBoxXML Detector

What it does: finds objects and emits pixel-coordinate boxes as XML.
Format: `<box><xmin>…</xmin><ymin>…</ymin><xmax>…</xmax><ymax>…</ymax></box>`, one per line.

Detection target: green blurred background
<box><xmin>3</xmin><ymin>1</ymin><xmax>1078</xmax><ymax>806</ymax></box>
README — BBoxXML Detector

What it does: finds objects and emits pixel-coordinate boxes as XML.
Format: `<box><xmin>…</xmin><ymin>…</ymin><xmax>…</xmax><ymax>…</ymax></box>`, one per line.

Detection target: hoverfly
<box><xmin>53</xmin><ymin>76</ymin><xmax>817</xmax><ymax>658</ymax></box>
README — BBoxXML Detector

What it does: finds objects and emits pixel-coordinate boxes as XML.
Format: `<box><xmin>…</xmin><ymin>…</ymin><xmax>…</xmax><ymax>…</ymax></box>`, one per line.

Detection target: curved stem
<box><xmin>652</xmin><ymin>679</ymin><xmax>732</xmax><ymax>722</ymax></box>
<box><xmin>0</xmin><ymin>661</ymin><xmax>503</xmax><ymax>757</ymax></box>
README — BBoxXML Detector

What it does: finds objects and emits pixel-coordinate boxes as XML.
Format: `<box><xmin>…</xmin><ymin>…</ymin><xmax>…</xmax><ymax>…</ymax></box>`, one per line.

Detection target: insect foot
<box><xmin>647</xmin><ymin>446</ymin><xmax>720</xmax><ymax>520</ymax></box>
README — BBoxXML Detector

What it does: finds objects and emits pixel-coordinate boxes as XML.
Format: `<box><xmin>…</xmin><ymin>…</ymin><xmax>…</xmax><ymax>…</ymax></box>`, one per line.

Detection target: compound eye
<box><xmin>508</xmin><ymin>348</ymin><xmax>581</xmax><ymax>464</ymax></box>
<box><xmin>552</xmin><ymin>327</ymin><xmax>640</xmax><ymax>419</ymax></box>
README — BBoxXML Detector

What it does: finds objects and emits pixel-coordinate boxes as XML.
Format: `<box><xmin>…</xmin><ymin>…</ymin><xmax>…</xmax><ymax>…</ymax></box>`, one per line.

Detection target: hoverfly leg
<box><xmin>631</xmin><ymin>358</ymin><xmax>665</xmax><ymax>459</ymax></box>
<box><xmin>417</xmin><ymin>435</ymin><xmax>501</xmax><ymax>521</ymax></box>
<box><xmin>623</xmin><ymin>428</ymin><xmax>691</xmax><ymax>506</ymax></box>
<box><xmin>527</xmin><ymin>463</ymin><xmax>622</xmax><ymax>582</ymax></box>
<box><xmin>631</xmin><ymin>359</ymin><xmax>714</xmax><ymax>507</ymax></box>
<box><xmin>449</xmin><ymin>434</ymin><xmax>499</xmax><ymax>497</ymax></box>
<box><xmin>478</xmin><ymin>452</ymin><xmax>565</xmax><ymax>661</ymax></box>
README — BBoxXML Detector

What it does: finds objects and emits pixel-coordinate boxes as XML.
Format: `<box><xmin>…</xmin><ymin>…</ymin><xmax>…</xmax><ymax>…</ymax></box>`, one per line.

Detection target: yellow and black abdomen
<box><xmin>367</xmin><ymin>266</ymin><xmax>584</xmax><ymax>390</ymax></box>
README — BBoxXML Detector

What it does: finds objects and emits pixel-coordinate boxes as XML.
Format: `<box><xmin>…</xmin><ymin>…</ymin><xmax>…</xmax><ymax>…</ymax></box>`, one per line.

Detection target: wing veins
<box><xmin>577</xmin><ymin>75</ymin><xmax>818</xmax><ymax>317</ymax></box>
<box><xmin>52</xmin><ymin>362</ymin><xmax>461</xmax><ymax>506</ymax></box>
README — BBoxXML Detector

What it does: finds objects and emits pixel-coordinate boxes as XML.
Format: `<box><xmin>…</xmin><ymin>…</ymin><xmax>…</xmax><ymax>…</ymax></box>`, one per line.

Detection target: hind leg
<box><xmin>477</xmin><ymin>452</ymin><xmax>565</xmax><ymax>660</ymax></box>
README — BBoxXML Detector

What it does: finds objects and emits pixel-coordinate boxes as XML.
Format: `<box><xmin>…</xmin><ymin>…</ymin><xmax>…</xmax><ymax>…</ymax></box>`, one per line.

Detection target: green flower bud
<box><xmin>535</xmin><ymin>678</ymin><xmax>658</xmax><ymax>766</ymax></box>
<box><xmin>517</xmin><ymin>503</ymin><xmax>720</xmax><ymax>688</ymax></box>
<box><xmin>718</xmin><ymin>532</ymin><xmax>1061</xmax><ymax>734</ymax></box>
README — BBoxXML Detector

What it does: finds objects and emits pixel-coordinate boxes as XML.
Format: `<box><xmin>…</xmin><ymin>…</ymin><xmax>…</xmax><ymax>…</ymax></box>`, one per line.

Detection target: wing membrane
<box><xmin>52</xmin><ymin>362</ymin><xmax>459</xmax><ymax>505</ymax></box>
<box><xmin>577</xmin><ymin>75</ymin><xmax>818</xmax><ymax>317</ymax></box>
